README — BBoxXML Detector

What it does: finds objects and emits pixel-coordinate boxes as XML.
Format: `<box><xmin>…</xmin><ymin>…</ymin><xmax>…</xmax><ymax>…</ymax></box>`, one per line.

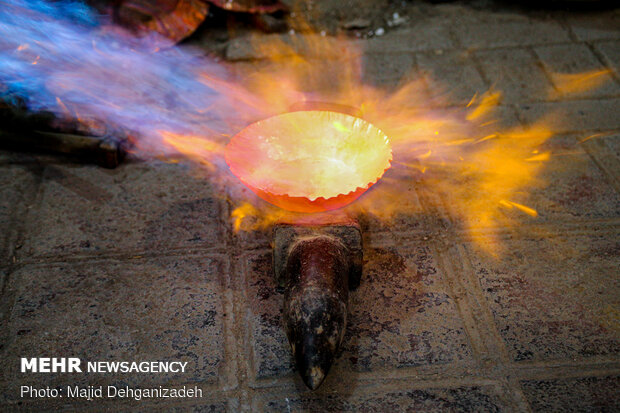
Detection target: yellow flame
<box><xmin>551</xmin><ymin>69</ymin><xmax>613</xmax><ymax>96</ymax></box>
<box><xmin>158</xmin><ymin>130</ymin><xmax>223</xmax><ymax>171</ymax></box>
<box><xmin>579</xmin><ymin>132</ymin><xmax>612</xmax><ymax>143</ymax></box>
<box><xmin>147</xmin><ymin>25</ymin><xmax>613</xmax><ymax>254</ymax></box>
<box><xmin>525</xmin><ymin>152</ymin><xmax>551</xmax><ymax>162</ymax></box>
<box><xmin>231</xmin><ymin>203</ymin><xmax>256</xmax><ymax>232</ymax></box>
<box><xmin>499</xmin><ymin>200</ymin><xmax>538</xmax><ymax>217</ymax></box>
<box><xmin>466</xmin><ymin>91</ymin><xmax>501</xmax><ymax>121</ymax></box>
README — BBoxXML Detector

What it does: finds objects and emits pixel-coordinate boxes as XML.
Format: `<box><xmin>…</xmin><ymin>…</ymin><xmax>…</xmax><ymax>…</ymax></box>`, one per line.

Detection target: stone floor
<box><xmin>1</xmin><ymin>1</ymin><xmax>620</xmax><ymax>412</ymax></box>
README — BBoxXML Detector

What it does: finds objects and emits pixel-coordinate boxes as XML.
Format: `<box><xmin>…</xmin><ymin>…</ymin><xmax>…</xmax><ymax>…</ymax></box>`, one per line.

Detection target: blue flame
<box><xmin>0</xmin><ymin>0</ymin><xmax>254</xmax><ymax>156</ymax></box>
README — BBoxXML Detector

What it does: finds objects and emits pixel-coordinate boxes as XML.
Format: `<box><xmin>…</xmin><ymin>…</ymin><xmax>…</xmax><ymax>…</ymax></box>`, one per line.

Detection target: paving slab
<box><xmin>0</xmin><ymin>163</ymin><xmax>40</xmax><ymax>263</ymax></box>
<box><xmin>225</xmin><ymin>34</ymin><xmax>358</xmax><ymax>61</ymax></box>
<box><xmin>365</xmin><ymin>15</ymin><xmax>456</xmax><ymax>54</ymax></box>
<box><xmin>20</xmin><ymin>161</ymin><xmax>228</xmax><ymax>259</ymax></box>
<box><xmin>462</xmin><ymin>229</ymin><xmax>620</xmax><ymax>362</ymax></box>
<box><xmin>255</xmin><ymin>384</ymin><xmax>511</xmax><ymax>412</ymax></box>
<box><xmin>534</xmin><ymin>43</ymin><xmax>620</xmax><ymax>99</ymax></box>
<box><xmin>564</xmin><ymin>11</ymin><xmax>620</xmax><ymax>42</ymax></box>
<box><xmin>361</xmin><ymin>52</ymin><xmax>415</xmax><ymax>88</ymax></box>
<box><xmin>530</xmin><ymin>135</ymin><xmax>620</xmax><ymax>222</ymax></box>
<box><xmin>338</xmin><ymin>240</ymin><xmax>473</xmax><ymax>373</ymax></box>
<box><xmin>0</xmin><ymin>267</ymin><xmax>8</xmax><ymax>325</ymax></box>
<box><xmin>243</xmin><ymin>251</ymin><xmax>293</xmax><ymax>381</ymax></box>
<box><xmin>7</xmin><ymin>397</ymin><xmax>234</xmax><ymax>412</ymax></box>
<box><xmin>592</xmin><ymin>40</ymin><xmax>620</xmax><ymax>78</ymax></box>
<box><xmin>580</xmin><ymin>133</ymin><xmax>620</xmax><ymax>193</ymax></box>
<box><xmin>416</xmin><ymin>50</ymin><xmax>487</xmax><ymax>105</ymax></box>
<box><xmin>0</xmin><ymin>255</ymin><xmax>231</xmax><ymax>404</ymax></box>
<box><xmin>451</xmin><ymin>14</ymin><xmax>571</xmax><ymax>50</ymax></box>
<box><xmin>475</xmin><ymin>48</ymin><xmax>553</xmax><ymax>103</ymax></box>
<box><xmin>521</xmin><ymin>375</ymin><xmax>620</xmax><ymax>412</ymax></box>
<box><xmin>517</xmin><ymin>98</ymin><xmax>620</xmax><ymax>133</ymax></box>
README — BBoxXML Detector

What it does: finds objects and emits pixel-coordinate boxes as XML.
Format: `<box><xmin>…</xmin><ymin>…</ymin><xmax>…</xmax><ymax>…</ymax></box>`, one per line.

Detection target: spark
<box><xmin>499</xmin><ymin>200</ymin><xmax>538</xmax><ymax>217</ymax></box>
<box><xmin>579</xmin><ymin>132</ymin><xmax>611</xmax><ymax>143</ymax></box>
<box><xmin>524</xmin><ymin>152</ymin><xmax>550</xmax><ymax>162</ymax></box>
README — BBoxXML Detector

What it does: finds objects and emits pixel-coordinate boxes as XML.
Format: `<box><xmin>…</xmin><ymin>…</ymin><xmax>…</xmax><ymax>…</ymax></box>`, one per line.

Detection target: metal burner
<box><xmin>226</xmin><ymin>109</ymin><xmax>389</xmax><ymax>388</ymax></box>
<box><xmin>273</xmin><ymin>215</ymin><xmax>362</xmax><ymax>389</ymax></box>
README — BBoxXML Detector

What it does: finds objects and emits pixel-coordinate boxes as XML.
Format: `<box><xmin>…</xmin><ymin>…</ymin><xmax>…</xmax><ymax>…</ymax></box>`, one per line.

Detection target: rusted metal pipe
<box><xmin>273</xmin><ymin>217</ymin><xmax>362</xmax><ymax>389</ymax></box>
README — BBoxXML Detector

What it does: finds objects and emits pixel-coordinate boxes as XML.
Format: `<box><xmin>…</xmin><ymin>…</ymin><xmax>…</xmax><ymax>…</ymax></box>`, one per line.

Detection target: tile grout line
<box><xmin>440</xmin><ymin>241</ymin><xmax>531</xmax><ymax>410</ymax></box>
<box><xmin>231</xmin><ymin>232</ymin><xmax>263</xmax><ymax>411</ymax></box>
<box><xmin>9</xmin><ymin>214</ymin><xmax>620</xmax><ymax>267</ymax></box>
<box><xmin>0</xmin><ymin>159</ymin><xmax>46</xmax><ymax>357</ymax></box>
<box><xmin>586</xmin><ymin>41</ymin><xmax>620</xmax><ymax>86</ymax></box>
<box><xmin>580</xmin><ymin>138</ymin><xmax>620</xmax><ymax>194</ymax></box>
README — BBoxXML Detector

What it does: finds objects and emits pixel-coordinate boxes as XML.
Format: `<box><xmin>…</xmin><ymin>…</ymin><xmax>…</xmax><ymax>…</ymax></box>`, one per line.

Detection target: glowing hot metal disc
<box><xmin>225</xmin><ymin>110</ymin><xmax>392</xmax><ymax>213</ymax></box>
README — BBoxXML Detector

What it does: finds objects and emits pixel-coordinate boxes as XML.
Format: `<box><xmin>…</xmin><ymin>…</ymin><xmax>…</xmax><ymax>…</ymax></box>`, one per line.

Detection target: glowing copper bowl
<box><xmin>225</xmin><ymin>110</ymin><xmax>392</xmax><ymax>213</ymax></box>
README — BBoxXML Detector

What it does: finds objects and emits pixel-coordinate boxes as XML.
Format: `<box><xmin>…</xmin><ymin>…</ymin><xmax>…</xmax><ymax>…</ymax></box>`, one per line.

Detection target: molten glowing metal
<box><xmin>225</xmin><ymin>111</ymin><xmax>392</xmax><ymax>212</ymax></box>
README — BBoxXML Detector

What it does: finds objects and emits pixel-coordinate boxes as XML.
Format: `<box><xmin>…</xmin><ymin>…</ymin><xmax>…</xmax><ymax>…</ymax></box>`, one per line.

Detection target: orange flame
<box><xmin>148</xmin><ymin>30</ymin><xmax>612</xmax><ymax>253</ymax></box>
<box><xmin>2</xmin><ymin>1</ymin><xmax>613</xmax><ymax>255</ymax></box>
<box><xmin>550</xmin><ymin>69</ymin><xmax>613</xmax><ymax>97</ymax></box>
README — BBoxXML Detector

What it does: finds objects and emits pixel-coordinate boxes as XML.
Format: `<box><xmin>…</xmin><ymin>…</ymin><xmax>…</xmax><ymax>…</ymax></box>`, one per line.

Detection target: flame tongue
<box><xmin>225</xmin><ymin>110</ymin><xmax>392</xmax><ymax>213</ymax></box>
